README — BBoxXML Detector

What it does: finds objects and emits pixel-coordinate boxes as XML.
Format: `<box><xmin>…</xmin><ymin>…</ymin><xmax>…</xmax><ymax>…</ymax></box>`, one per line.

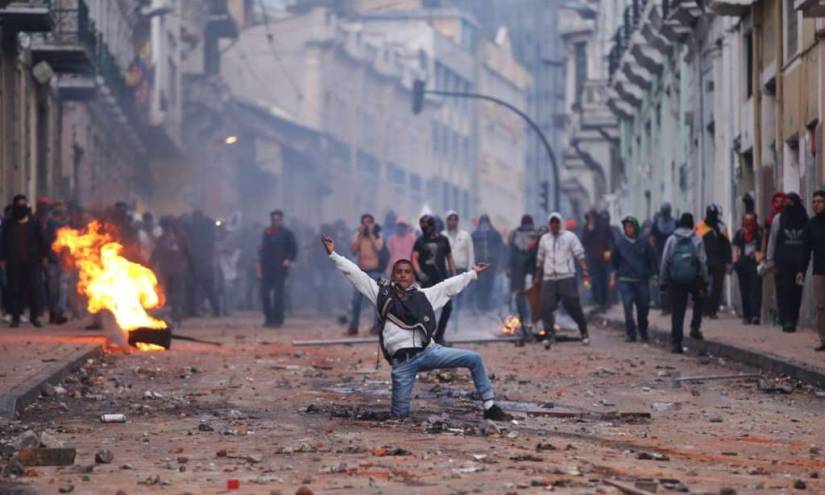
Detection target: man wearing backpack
<box><xmin>322</xmin><ymin>233</ymin><xmax>512</xmax><ymax>421</ymax></box>
<box><xmin>659</xmin><ymin>213</ymin><xmax>710</xmax><ymax>353</ymax></box>
<box><xmin>412</xmin><ymin>215</ymin><xmax>456</xmax><ymax>344</ymax></box>
<box><xmin>347</xmin><ymin>213</ymin><xmax>385</xmax><ymax>335</ymax></box>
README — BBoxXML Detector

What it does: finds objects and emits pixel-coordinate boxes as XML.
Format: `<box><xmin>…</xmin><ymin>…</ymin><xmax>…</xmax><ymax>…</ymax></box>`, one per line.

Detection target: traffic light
<box><xmin>539</xmin><ymin>180</ymin><xmax>550</xmax><ymax>213</ymax></box>
<box><xmin>412</xmin><ymin>79</ymin><xmax>426</xmax><ymax>114</ymax></box>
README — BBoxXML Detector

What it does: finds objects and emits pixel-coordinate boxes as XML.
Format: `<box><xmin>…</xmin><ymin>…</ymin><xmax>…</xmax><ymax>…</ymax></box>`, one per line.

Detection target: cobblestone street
<box><xmin>2</xmin><ymin>313</ymin><xmax>823</xmax><ymax>494</ymax></box>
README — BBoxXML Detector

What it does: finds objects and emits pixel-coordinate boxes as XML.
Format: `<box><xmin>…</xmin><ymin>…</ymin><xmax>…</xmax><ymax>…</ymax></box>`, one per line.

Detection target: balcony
<box><xmin>206</xmin><ymin>0</ymin><xmax>238</xmax><ymax>39</ymax></box>
<box><xmin>796</xmin><ymin>0</ymin><xmax>825</xmax><ymax>17</ymax></box>
<box><xmin>0</xmin><ymin>0</ymin><xmax>53</xmax><ymax>32</ymax></box>
<box><xmin>31</xmin><ymin>0</ymin><xmax>94</xmax><ymax>73</ymax></box>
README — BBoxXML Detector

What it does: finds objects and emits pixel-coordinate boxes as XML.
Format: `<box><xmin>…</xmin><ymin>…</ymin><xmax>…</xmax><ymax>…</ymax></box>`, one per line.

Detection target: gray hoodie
<box><xmin>659</xmin><ymin>227</ymin><xmax>710</xmax><ymax>286</ymax></box>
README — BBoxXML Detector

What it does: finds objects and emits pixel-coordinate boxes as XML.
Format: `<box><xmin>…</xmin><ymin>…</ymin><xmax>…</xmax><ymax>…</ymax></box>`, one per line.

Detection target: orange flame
<box><xmin>53</xmin><ymin>221</ymin><xmax>167</xmax><ymax>343</ymax></box>
<box><xmin>499</xmin><ymin>315</ymin><xmax>521</xmax><ymax>335</ymax></box>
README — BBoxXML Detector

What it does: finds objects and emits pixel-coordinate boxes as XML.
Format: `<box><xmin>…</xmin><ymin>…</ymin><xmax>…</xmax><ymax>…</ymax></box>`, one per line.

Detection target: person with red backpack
<box><xmin>659</xmin><ymin>213</ymin><xmax>710</xmax><ymax>353</ymax></box>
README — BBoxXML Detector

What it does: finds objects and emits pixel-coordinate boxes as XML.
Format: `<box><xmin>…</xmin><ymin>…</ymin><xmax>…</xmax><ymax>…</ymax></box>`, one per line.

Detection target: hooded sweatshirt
<box><xmin>612</xmin><ymin>219</ymin><xmax>658</xmax><ymax>281</ymax></box>
<box><xmin>659</xmin><ymin>227</ymin><xmax>710</xmax><ymax>286</ymax></box>
<box><xmin>536</xmin><ymin>212</ymin><xmax>586</xmax><ymax>281</ymax></box>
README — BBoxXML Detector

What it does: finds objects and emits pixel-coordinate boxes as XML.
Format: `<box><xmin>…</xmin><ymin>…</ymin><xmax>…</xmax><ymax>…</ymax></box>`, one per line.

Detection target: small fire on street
<box><xmin>498</xmin><ymin>315</ymin><xmax>521</xmax><ymax>335</ymax></box>
<box><xmin>53</xmin><ymin>221</ymin><xmax>168</xmax><ymax>352</ymax></box>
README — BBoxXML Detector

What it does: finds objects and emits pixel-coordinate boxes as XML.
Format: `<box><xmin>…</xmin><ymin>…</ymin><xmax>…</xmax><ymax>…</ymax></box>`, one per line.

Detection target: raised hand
<box><xmin>321</xmin><ymin>234</ymin><xmax>335</xmax><ymax>255</ymax></box>
<box><xmin>473</xmin><ymin>263</ymin><xmax>491</xmax><ymax>274</ymax></box>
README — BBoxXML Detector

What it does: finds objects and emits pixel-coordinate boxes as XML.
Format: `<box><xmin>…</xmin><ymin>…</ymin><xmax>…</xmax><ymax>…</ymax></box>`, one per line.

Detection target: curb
<box><xmin>601</xmin><ymin>317</ymin><xmax>825</xmax><ymax>389</ymax></box>
<box><xmin>0</xmin><ymin>344</ymin><xmax>103</xmax><ymax>419</ymax></box>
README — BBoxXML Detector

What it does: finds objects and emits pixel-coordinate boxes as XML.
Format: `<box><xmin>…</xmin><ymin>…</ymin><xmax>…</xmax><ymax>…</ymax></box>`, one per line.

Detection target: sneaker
<box><xmin>639</xmin><ymin>333</ymin><xmax>649</xmax><ymax>343</ymax></box>
<box><xmin>816</xmin><ymin>342</ymin><xmax>825</xmax><ymax>352</ymax></box>
<box><xmin>10</xmin><ymin>317</ymin><xmax>20</xmax><ymax>328</ymax></box>
<box><xmin>2</xmin><ymin>314</ymin><xmax>10</xmax><ymax>324</ymax></box>
<box><xmin>581</xmin><ymin>334</ymin><xmax>590</xmax><ymax>346</ymax></box>
<box><xmin>689</xmin><ymin>331</ymin><xmax>704</xmax><ymax>341</ymax></box>
<box><xmin>31</xmin><ymin>319</ymin><xmax>43</xmax><ymax>328</ymax></box>
<box><xmin>483</xmin><ymin>404</ymin><xmax>513</xmax><ymax>422</ymax></box>
<box><xmin>543</xmin><ymin>333</ymin><xmax>555</xmax><ymax>350</ymax></box>
<box><xmin>624</xmin><ymin>335</ymin><xmax>637</xmax><ymax>343</ymax></box>
<box><xmin>751</xmin><ymin>318</ymin><xmax>761</xmax><ymax>325</ymax></box>
<box><xmin>20</xmin><ymin>314</ymin><xmax>29</xmax><ymax>324</ymax></box>
<box><xmin>54</xmin><ymin>315</ymin><xmax>68</xmax><ymax>325</ymax></box>
<box><xmin>346</xmin><ymin>327</ymin><xmax>358</xmax><ymax>336</ymax></box>
<box><xmin>671</xmin><ymin>344</ymin><xmax>684</xmax><ymax>354</ymax></box>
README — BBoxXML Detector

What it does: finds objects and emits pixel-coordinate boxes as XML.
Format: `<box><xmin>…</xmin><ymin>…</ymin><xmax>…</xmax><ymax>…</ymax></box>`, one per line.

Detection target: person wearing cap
<box><xmin>659</xmin><ymin>213</ymin><xmax>710</xmax><ymax>353</ymax></box>
<box><xmin>442</xmin><ymin>211</ymin><xmax>474</xmax><ymax>329</ymax></box>
<box><xmin>610</xmin><ymin>216</ymin><xmax>658</xmax><ymax>342</ymax></box>
<box><xmin>535</xmin><ymin>212</ymin><xmax>591</xmax><ymax>349</ymax></box>
<box><xmin>695</xmin><ymin>204</ymin><xmax>732</xmax><ymax>319</ymax></box>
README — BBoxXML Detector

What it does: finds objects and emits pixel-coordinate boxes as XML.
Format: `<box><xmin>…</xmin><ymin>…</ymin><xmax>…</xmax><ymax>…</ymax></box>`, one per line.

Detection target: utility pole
<box><xmin>412</xmin><ymin>79</ymin><xmax>561</xmax><ymax>212</ymax></box>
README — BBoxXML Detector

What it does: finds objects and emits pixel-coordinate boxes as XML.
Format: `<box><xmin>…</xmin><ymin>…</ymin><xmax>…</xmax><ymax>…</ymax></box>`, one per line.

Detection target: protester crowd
<box><xmin>4</xmin><ymin>191</ymin><xmax>825</xmax><ymax>353</ymax></box>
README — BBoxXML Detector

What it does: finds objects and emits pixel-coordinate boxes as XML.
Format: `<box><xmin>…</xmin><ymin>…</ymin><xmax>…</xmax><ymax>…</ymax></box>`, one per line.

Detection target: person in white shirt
<box><xmin>442</xmin><ymin>211</ymin><xmax>474</xmax><ymax>330</ymax></box>
<box><xmin>321</xmin><ymin>234</ymin><xmax>512</xmax><ymax>421</ymax></box>
<box><xmin>535</xmin><ymin>213</ymin><xmax>591</xmax><ymax>349</ymax></box>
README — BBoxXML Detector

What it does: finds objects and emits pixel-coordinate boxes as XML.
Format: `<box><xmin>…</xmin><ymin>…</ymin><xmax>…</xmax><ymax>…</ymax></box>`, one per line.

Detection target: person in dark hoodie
<box><xmin>471</xmin><ymin>214</ymin><xmax>503</xmax><ymax>311</ymax></box>
<box><xmin>659</xmin><ymin>213</ymin><xmax>709</xmax><ymax>353</ymax></box>
<box><xmin>610</xmin><ymin>216</ymin><xmax>658</xmax><ymax>342</ymax></box>
<box><xmin>581</xmin><ymin>209</ymin><xmax>613</xmax><ymax>311</ymax></box>
<box><xmin>696</xmin><ymin>204</ymin><xmax>732</xmax><ymax>318</ymax></box>
<box><xmin>767</xmin><ymin>192</ymin><xmax>808</xmax><ymax>332</ymax></box>
<box><xmin>801</xmin><ymin>190</ymin><xmax>825</xmax><ymax>351</ymax></box>
<box><xmin>0</xmin><ymin>195</ymin><xmax>48</xmax><ymax>328</ymax></box>
<box><xmin>508</xmin><ymin>215</ymin><xmax>539</xmax><ymax>330</ymax></box>
<box><xmin>650</xmin><ymin>202</ymin><xmax>676</xmax><ymax>314</ymax></box>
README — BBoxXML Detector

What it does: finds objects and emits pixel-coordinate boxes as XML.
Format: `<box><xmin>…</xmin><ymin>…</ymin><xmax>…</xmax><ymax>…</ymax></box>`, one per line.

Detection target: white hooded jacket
<box><xmin>536</xmin><ymin>212</ymin><xmax>586</xmax><ymax>281</ymax></box>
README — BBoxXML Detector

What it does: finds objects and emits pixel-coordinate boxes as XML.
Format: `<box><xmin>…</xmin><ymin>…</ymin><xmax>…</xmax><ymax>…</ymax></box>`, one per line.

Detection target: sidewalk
<box><xmin>0</xmin><ymin>326</ymin><xmax>105</xmax><ymax>418</ymax></box>
<box><xmin>601</xmin><ymin>305</ymin><xmax>825</xmax><ymax>388</ymax></box>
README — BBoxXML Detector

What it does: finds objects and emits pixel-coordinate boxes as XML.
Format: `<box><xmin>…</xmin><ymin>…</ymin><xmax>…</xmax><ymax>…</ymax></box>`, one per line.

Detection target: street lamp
<box><xmin>411</xmin><ymin>79</ymin><xmax>561</xmax><ymax>212</ymax></box>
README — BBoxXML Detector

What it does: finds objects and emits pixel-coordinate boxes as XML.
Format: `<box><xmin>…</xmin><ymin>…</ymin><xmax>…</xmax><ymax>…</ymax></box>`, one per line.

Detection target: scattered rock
<box><xmin>719</xmin><ymin>488</ymin><xmax>737</xmax><ymax>495</ymax></box>
<box><xmin>58</xmin><ymin>484</ymin><xmax>74</xmax><ymax>493</ymax></box>
<box><xmin>536</xmin><ymin>442</ymin><xmax>557</xmax><ymax>452</ymax></box>
<box><xmin>652</xmin><ymin>402</ymin><xmax>676</xmax><ymax>412</ymax></box>
<box><xmin>198</xmin><ymin>423</ymin><xmax>214</xmax><ymax>432</ymax></box>
<box><xmin>709</xmin><ymin>417</ymin><xmax>723</xmax><ymax>423</ymax></box>
<box><xmin>295</xmin><ymin>487</ymin><xmax>313</xmax><ymax>495</ymax></box>
<box><xmin>38</xmin><ymin>431</ymin><xmax>63</xmax><ymax>449</ymax></box>
<box><xmin>14</xmin><ymin>430</ymin><xmax>40</xmax><ymax>449</ymax></box>
<box><xmin>510</xmin><ymin>454</ymin><xmax>543</xmax><ymax>462</ymax></box>
<box><xmin>41</xmin><ymin>383</ymin><xmax>56</xmax><ymax>397</ymax></box>
<box><xmin>636</xmin><ymin>452</ymin><xmax>670</xmax><ymax>461</ymax></box>
<box><xmin>95</xmin><ymin>449</ymin><xmax>114</xmax><ymax>464</ymax></box>
<box><xmin>794</xmin><ymin>480</ymin><xmax>807</xmax><ymax>490</ymax></box>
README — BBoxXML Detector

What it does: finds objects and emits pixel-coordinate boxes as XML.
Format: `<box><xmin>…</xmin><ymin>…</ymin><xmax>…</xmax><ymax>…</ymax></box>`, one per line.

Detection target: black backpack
<box><xmin>375</xmin><ymin>279</ymin><xmax>436</xmax><ymax>363</ymax></box>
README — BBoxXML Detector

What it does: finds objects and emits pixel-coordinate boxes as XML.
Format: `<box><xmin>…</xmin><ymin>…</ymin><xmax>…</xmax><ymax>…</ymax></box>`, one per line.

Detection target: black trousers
<box><xmin>474</xmin><ymin>270</ymin><xmax>495</xmax><ymax>311</ymax></box>
<box><xmin>433</xmin><ymin>300</ymin><xmax>453</xmax><ymax>344</ymax></box>
<box><xmin>669</xmin><ymin>282</ymin><xmax>703</xmax><ymax>346</ymax></box>
<box><xmin>187</xmin><ymin>265</ymin><xmax>220</xmax><ymax>317</ymax></box>
<box><xmin>6</xmin><ymin>262</ymin><xmax>40</xmax><ymax>319</ymax></box>
<box><xmin>540</xmin><ymin>278</ymin><xmax>588</xmax><ymax>337</ymax></box>
<box><xmin>705</xmin><ymin>265</ymin><xmax>726</xmax><ymax>316</ymax></box>
<box><xmin>736</xmin><ymin>261</ymin><xmax>762</xmax><ymax>321</ymax></box>
<box><xmin>775</xmin><ymin>263</ymin><xmax>803</xmax><ymax>326</ymax></box>
<box><xmin>161</xmin><ymin>272</ymin><xmax>186</xmax><ymax>322</ymax></box>
<box><xmin>589</xmin><ymin>258</ymin><xmax>610</xmax><ymax>306</ymax></box>
<box><xmin>261</xmin><ymin>273</ymin><xmax>287</xmax><ymax>325</ymax></box>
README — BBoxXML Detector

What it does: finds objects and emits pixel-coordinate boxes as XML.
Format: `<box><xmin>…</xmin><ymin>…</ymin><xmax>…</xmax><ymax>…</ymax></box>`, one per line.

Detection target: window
<box><xmin>785</xmin><ymin>0</ymin><xmax>799</xmax><ymax>58</ymax></box>
<box><xmin>574</xmin><ymin>42</ymin><xmax>587</xmax><ymax>104</ymax></box>
<box><xmin>744</xmin><ymin>31</ymin><xmax>753</xmax><ymax>98</ymax></box>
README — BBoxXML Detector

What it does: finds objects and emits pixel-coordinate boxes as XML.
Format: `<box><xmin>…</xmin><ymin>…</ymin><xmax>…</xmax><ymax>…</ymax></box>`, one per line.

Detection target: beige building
<box><xmin>476</xmin><ymin>30</ymin><xmax>530</xmax><ymax>230</ymax></box>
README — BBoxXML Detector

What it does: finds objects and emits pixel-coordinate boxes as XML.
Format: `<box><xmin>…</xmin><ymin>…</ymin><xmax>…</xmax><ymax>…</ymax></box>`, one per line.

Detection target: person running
<box><xmin>535</xmin><ymin>213</ymin><xmax>591</xmax><ymax>349</ymax></box>
<box><xmin>321</xmin><ymin>233</ymin><xmax>511</xmax><ymax>421</ymax></box>
<box><xmin>659</xmin><ymin>213</ymin><xmax>709</xmax><ymax>353</ymax></box>
<box><xmin>610</xmin><ymin>216</ymin><xmax>657</xmax><ymax>343</ymax></box>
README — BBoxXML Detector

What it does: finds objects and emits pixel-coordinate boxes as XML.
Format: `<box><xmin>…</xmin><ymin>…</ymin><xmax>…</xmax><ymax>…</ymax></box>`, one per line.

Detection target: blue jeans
<box><xmin>618</xmin><ymin>280</ymin><xmax>650</xmax><ymax>339</ymax></box>
<box><xmin>390</xmin><ymin>344</ymin><xmax>495</xmax><ymax>417</ymax></box>
<box><xmin>350</xmin><ymin>270</ymin><xmax>382</xmax><ymax>330</ymax></box>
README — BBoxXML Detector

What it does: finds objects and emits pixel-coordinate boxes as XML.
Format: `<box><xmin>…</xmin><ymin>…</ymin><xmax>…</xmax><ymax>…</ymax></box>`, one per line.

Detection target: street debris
<box><xmin>758</xmin><ymin>379</ymin><xmax>794</xmax><ymax>394</ymax></box>
<box><xmin>100</xmin><ymin>414</ymin><xmax>126</xmax><ymax>423</ymax></box>
<box><xmin>671</xmin><ymin>372</ymin><xmax>761</xmax><ymax>388</ymax></box>
<box><xmin>95</xmin><ymin>449</ymin><xmax>114</xmax><ymax>464</ymax></box>
<box><xmin>17</xmin><ymin>448</ymin><xmax>76</xmax><ymax>466</ymax></box>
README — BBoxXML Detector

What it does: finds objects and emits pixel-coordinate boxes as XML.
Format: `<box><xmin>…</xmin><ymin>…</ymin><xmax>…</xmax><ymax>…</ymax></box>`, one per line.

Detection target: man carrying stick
<box><xmin>321</xmin><ymin>234</ymin><xmax>512</xmax><ymax>420</ymax></box>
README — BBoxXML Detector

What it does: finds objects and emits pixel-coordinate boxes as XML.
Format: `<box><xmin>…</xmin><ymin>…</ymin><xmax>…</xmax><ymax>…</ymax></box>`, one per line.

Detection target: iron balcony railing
<box><xmin>608</xmin><ymin>0</ymin><xmax>648</xmax><ymax>80</ymax></box>
<box><xmin>50</xmin><ymin>0</ymin><xmax>139</xmax><ymax>123</ymax></box>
